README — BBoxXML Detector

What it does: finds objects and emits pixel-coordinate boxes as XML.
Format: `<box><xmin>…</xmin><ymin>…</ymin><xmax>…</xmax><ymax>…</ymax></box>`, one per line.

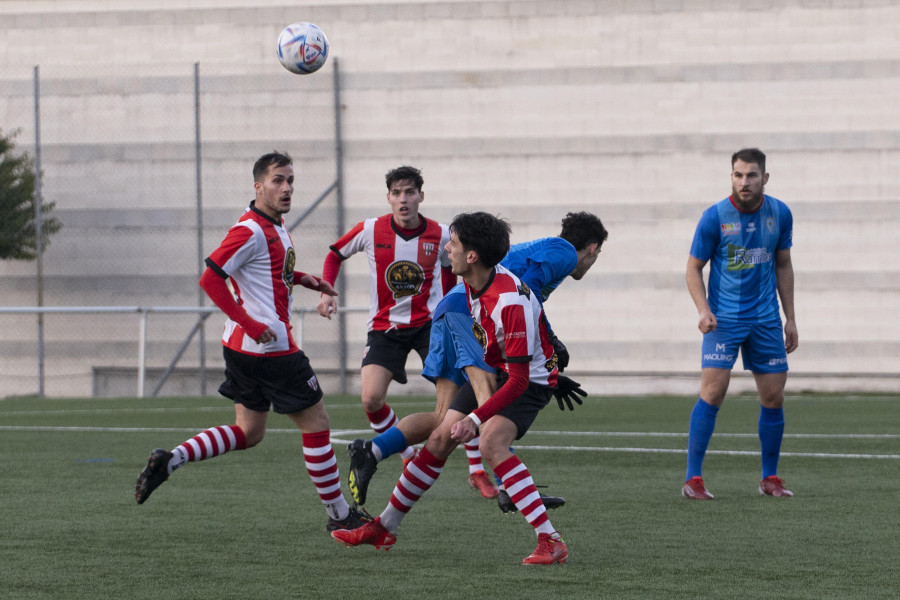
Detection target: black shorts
<box><xmin>219</xmin><ymin>347</ymin><xmax>324</xmax><ymax>415</ymax></box>
<box><xmin>361</xmin><ymin>324</ymin><xmax>431</xmax><ymax>384</ymax></box>
<box><xmin>449</xmin><ymin>379</ymin><xmax>553</xmax><ymax>440</ymax></box>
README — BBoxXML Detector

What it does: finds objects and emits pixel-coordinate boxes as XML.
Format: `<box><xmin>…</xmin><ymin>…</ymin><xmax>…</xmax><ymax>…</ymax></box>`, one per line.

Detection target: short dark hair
<box><xmin>253</xmin><ymin>151</ymin><xmax>293</xmax><ymax>182</ymax></box>
<box><xmin>450</xmin><ymin>212</ymin><xmax>510</xmax><ymax>269</ymax></box>
<box><xmin>732</xmin><ymin>148</ymin><xmax>766</xmax><ymax>174</ymax></box>
<box><xmin>385</xmin><ymin>165</ymin><xmax>424</xmax><ymax>191</ymax></box>
<box><xmin>559</xmin><ymin>211</ymin><xmax>608</xmax><ymax>251</ymax></box>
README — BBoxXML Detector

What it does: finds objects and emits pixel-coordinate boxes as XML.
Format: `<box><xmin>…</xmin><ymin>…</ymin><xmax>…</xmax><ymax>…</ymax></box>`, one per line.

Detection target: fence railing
<box><xmin>0</xmin><ymin>305</ymin><xmax>366</xmax><ymax>398</ymax></box>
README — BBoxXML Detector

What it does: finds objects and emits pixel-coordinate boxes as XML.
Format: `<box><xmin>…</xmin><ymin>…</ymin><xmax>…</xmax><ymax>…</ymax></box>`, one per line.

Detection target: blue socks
<box><xmin>758</xmin><ymin>405</ymin><xmax>785</xmax><ymax>479</ymax></box>
<box><xmin>371</xmin><ymin>426</ymin><xmax>408</xmax><ymax>462</ymax></box>
<box><xmin>685</xmin><ymin>398</ymin><xmax>719</xmax><ymax>481</ymax></box>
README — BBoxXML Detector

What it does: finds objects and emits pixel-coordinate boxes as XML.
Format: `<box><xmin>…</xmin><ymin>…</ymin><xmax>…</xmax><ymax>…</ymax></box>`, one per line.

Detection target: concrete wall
<box><xmin>1</xmin><ymin>0</ymin><xmax>898</xmax><ymax>396</ymax></box>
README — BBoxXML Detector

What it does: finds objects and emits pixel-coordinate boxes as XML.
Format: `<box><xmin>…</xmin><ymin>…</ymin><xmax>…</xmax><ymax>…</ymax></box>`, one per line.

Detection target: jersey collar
<box><xmin>248</xmin><ymin>200</ymin><xmax>283</xmax><ymax>226</ymax></box>
<box><xmin>468</xmin><ymin>267</ymin><xmax>497</xmax><ymax>300</ymax></box>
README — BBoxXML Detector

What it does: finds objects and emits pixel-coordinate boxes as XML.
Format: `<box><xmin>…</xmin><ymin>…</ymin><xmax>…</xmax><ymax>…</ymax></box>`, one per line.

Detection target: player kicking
<box><xmin>315</xmin><ymin>166</ymin><xmax>455</xmax><ymax>464</ymax></box>
<box><xmin>346</xmin><ymin>212</ymin><xmax>608</xmax><ymax>512</ymax></box>
<box><xmin>682</xmin><ymin>148</ymin><xmax>798</xmax><ymax>500</ymax></box>
<box><xmin>332</xmin><ymin>212</ymin><xmax>568</xmax><ymax>565</ymax></box>
<box><xmin>135</xmin><ymin>152</ymin><xmax>369</xmax><ymax>532</ymax></box>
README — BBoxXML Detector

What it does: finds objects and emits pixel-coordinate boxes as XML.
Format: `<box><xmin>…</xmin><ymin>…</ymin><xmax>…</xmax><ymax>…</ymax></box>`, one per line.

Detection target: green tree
<box><xmin>0</xmin><ymin>128</ymin><xmax>61</xmax><ymax>260</ymax></box>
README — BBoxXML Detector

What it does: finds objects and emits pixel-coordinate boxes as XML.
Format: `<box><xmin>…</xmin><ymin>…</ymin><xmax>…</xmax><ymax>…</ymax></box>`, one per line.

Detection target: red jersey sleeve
<box><xmin>472</xmin><ymin>361</ymin><xmax>529</xmax><ymax>423</ymax></box>
<box><xmin>321</xmin><ymin>250</ymin><xmax>342</xmax><ymax>287</ymax></box>
<box><xmin>199</xmin><ymin>266</ymin><xmax>267</xmax><ymax>340</ymax></box>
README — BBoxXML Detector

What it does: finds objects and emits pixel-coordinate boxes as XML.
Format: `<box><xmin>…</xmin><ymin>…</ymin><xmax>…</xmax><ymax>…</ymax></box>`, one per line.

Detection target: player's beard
<box><xmin>732</xmin><ymin>184</ymin><xmax>764</xmax><ymax>211</ymax></box>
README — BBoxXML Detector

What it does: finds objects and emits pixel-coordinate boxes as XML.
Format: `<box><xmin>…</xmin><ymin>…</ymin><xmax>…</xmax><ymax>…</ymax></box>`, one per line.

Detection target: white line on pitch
<box><xmin>4</xmin><ymin>427</ymin><xmax>898</xmax><ymax>460</ymax></box>
<box><xmin>2</xmin><ymin>425</ymin><xmax>895</xmax><ymax>440</ymax></box>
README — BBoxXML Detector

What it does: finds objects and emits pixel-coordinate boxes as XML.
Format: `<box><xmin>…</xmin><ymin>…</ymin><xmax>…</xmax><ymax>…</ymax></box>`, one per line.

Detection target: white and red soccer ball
<box><xmin>277</xmin><ymin>22</ymin><xmax>329</xmax><ymax>75</ymax></box>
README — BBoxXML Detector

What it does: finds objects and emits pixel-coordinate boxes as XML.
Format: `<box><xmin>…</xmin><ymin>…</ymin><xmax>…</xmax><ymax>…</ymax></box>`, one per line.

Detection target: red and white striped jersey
<box><xmin>207</xmin><ymin>205</ymin><xmax>298</xmax><ymax>356</ymax></box>
<box><xmin>466</xmin><ymin>264</ymin><xmax>558</xmax><ymax>388</ymax></box>
<box><xmin>328</xmin><ymin>214</ymin><xmax>450</xmax><ymax>331</ymax></box>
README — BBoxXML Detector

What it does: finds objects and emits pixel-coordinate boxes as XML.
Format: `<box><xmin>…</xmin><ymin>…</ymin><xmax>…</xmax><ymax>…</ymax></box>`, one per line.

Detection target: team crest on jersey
<box><xmin>385</xmin><ymin>260</ymin><xmax>425</xmax><ymax>298</ymax></box>
<box><xmin>517</xmin><ymin>282</ymin><xmax>532</xmax><ymax>299</ymax></box>
<box><xmin>721</xmin><ymin>222</ymin><xmax>741</xmax><ymax>236</ymax></box>
<box><xmin>283</xmin><ymin>247</ymin><xmax>296</xmax><ymax>293</ymax></box>
<box><xmin>766</xmin><ymin>217</ymin><xmax>776</xmax><ymax>233</ymax></box>
<box><xmin>545</xmin><ymin>351</ymin><xmax>559</xmax><ymax>372</ymax></box>
<box><xmin>472</xmin><ymin>321</ymin><xmax>487</xmax><ymax>351</ymax></box>
<box><xmin>422</xmin><ymin>242</ymin><xmax>435</xmax><ymax>256</ymax></box>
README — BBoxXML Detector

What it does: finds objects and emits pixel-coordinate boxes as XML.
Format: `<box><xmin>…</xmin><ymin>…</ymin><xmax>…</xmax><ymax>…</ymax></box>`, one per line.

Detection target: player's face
<box><xmin>387</xmin><ymin>179</ymin><xmax>424</xmax><ymax>228</ymax></box>
<box><xmin>731</xmin><ymin>159</ymin><xmax>768</xmax><ymax>211</ymax></box>
<box><xmin>445</xmin><ymin>231</ymin><xmax>472</xmax><ymax>276</ymax></box>
<box><xmin>255</xmin><ymin>163</ymin><xmax>294</xmax><ymax>220</ymax></box>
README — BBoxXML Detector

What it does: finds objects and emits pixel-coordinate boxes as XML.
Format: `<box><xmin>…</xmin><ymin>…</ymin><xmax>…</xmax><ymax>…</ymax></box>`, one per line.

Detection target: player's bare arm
<box><xmin>775</xmin><ymin>248</ymin><xmax>798</xmax><ymax>353</ymax></box>
<box><xmin>686</xmin><ymin>255</ymin><xmax>716</xmax><ymax>333</ymax></box>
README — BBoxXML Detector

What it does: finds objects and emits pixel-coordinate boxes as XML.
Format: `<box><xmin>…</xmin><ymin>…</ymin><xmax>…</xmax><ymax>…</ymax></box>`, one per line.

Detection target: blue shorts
<box><xmin>701</xmin><ymin>318</ymin><xmax>789</xmax><ymax>373</ymax></box>
<box><xmin>421</xmin><ymin>312</ymin><xmax>492</xmax><ymax>387</ymax></box>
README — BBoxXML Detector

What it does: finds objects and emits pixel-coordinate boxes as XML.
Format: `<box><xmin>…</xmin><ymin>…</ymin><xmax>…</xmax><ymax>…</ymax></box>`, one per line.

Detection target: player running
<box><xmin>315</xmin><ymin>166</ymin><xmax>455</xmax><ymax>463</ymax></box>
<box><xmin>332</xmin><ymin>212</ymin><xmax>569</xmax><ymax>565</ymax></box>
<box><xmin>135</xmin><ymin>152</ymin><xmax>369</xmax><ymax>532</ymax></box>
<box><xmin>345</xmin><ymin>212</ymin><xmax>608</xmax><ymax>512</ymax></box>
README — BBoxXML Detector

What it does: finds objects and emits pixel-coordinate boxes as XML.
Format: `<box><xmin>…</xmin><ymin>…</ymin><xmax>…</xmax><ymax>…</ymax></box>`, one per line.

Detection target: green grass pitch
<box><xmin>1</xmin><ymin>392</ymin><xmax>898</xmax><ymax>599</ymax></box>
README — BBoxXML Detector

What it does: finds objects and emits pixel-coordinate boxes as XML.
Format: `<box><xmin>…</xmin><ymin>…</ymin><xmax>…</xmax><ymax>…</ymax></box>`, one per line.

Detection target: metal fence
<box><xmin>0</xmin><ymin>60</ymin><xmax>354</xmax><ymax>397</ymax></box>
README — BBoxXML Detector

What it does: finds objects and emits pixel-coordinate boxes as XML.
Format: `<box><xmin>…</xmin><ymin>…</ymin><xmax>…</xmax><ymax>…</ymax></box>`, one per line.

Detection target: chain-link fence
<box><xmin>0</xmin><ymin>60</ymin><xmax>355</xmax><ymax>397</ymax></box>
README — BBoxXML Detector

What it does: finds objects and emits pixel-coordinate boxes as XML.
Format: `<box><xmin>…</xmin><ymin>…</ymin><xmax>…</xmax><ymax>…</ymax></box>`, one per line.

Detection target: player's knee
<box><xmin>360</xmin><ymin>394</ymin><xmax>385</xmax><ymax>413</ymax></box>
<box><xmin>242</xmin><ymin>427</ymin><xmax>265</xmax><ymax>448</ymax></box>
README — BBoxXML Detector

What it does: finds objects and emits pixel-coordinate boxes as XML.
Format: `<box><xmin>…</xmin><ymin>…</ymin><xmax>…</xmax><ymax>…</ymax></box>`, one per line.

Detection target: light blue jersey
<box><xmin>422</xmin><ymin>236</ymin><xmax>578</xmax><ymax>384</ymax></box>
<box><xmin>690</xmin><ymin>195</ymin><xmax>792</xmax><ymax>322</ymax></box>
<box><xmin>500</xmin><ymin>237</ymin><xmax>578</xmax><ymax>304</ymax></box>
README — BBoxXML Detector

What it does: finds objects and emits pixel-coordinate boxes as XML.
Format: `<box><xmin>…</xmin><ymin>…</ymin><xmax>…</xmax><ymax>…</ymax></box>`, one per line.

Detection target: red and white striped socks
<box><xmin>464</xmin><ymin>436</ymin><xmax>487</xmax><ymax>474</ymax></box>
<box><xmin>303</xmin><ymin>430</ymin><xmax>351</xmax><ymax>520</ymax></box>
<box><xmin>380</xmin><ymin>446</ymin><xmax>446</xmax><ymax>532</ymax></box>
<box><xmin>494</xmin><ymin>455</ymin><xmax>555</xmax><ymax>535</ymax></box>
<box><xmin>169</xmin><ymin>425</ymin><xmax>247</xmax><ymax>474</ymax></box>
<box><xmin>366</xmin><ymin>403</ymin><xmax>398</xmax><ymax>434</ymax></box>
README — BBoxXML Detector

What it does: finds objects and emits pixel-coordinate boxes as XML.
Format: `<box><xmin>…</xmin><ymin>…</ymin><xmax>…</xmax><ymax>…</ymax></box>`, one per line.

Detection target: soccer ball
<box><xmin>277</xmin><ymin>22</ymin><xmax>329</xmax><ymax>75</ymax></box>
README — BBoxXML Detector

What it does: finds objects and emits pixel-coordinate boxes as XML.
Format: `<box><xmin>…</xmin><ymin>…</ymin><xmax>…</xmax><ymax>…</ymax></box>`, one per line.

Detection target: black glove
<box><xmin>550</xmin><ymin>335</ymin><xmax>569</xmax><ymax>372</ymax></box>
<box><xmin>554</xmin><ymin>375</ymin><xmax>586</xmax><ymax>411</ymax></box>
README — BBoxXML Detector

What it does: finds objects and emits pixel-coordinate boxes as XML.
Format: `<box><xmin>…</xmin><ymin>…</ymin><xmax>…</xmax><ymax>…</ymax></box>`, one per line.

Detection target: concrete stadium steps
<box><xmin>1</xmin><ymin>0</ymin><xmax>898</xmax><ymax>396</ymax></box>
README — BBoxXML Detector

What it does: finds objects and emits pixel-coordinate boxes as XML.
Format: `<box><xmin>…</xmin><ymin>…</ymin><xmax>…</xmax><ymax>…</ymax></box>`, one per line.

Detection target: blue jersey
<box><xmin>690</xmin><ymin>194</ymin><xmax>793</xmax><ymax>322</ymax></box>
<box><xmin>500</xmin><ymin>237</ymin><xmax>578</xmax><ymax>304</ymax></box>
<box><xmin>432</xmin><ymin>237</ymin><xmax>578</xmax><ymax>321</ymax></box>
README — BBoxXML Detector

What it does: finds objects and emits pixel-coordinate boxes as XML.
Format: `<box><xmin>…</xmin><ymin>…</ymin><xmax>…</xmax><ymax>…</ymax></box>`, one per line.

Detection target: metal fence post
<box><xmin>194</xmin><ymin>62</ymin><xmax>207</xmax><ymax>396</ymax></box>
<box><xmin>33</xmin><ymin>65</ymin><xmax>45</xmax><ymax>398</ymax></box>
<box><xmin>333</xmin><ymin>57</ymin><xmax>348</xmax><ymax>394</ymax></box>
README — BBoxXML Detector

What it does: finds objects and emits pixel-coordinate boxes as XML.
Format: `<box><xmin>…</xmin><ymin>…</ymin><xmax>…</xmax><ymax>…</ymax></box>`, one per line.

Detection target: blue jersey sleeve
<box><xmin>502</xmin><ymin>238</ymin><xmax>577</xmax><ymax>302</ymax></box>
<box><xmin>777</xmin><ymin>202</ymin><xmax>793</xmax><ymax>250</ymax></box>
<box><xmin>689</xmin><ymin>206</ymin><xmax>721</xmax><ymax>262</ymax></box>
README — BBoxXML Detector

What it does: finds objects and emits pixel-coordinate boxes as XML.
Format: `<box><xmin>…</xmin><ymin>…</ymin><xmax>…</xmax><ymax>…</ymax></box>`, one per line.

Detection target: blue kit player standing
<box><xmin>682</xmin><ymin>148</ymin><xmax>798</xmax><ymax>500</ymax></box>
